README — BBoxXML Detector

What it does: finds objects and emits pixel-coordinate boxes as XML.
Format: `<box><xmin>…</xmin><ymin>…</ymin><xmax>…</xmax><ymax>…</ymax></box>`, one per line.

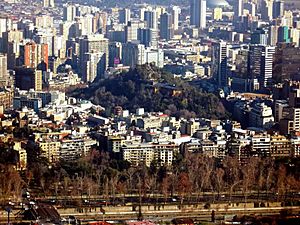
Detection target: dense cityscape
<box><xmin>0</xmin><ymin>0</ymin><xmax>300</xmax><ymax>224</ymax></box>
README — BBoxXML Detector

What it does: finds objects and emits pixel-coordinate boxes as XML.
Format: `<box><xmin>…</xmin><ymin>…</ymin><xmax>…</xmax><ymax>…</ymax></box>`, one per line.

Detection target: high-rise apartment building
<box><xmin>248</xmin><ymin>45</ymin><xmax>275</xmax><ymax>90</ymax></box>
<box><xmin>233</xmin><ymin>0</ymin><xmax>244</xmax><ymax>19</ymax></box>
<box><xmin>63</xmin><ymin>4</ymin><xmax>77</xmax><ymax>22</ymax></box>
<box><xmin>2</xmin><ymin>29</ymin><xmax>23</xmax><ymax>54</ymax></box>
<box><xmin>160</xmin><ymin>13</ymin><xmax>174</xmax><ymax>41</ymax></box>
<box><xmin>119</xmin><ymin>8</ymin><xmax>131</xmax><ymax>25</ymax></box>
<box><xmin>171</xmin><ymin>6</ymin><xmax>181</xmax><ymax>31</ymax></box>
<box><xmin>190</xmin><ymin>0</ymin><xmax>206</xmax><ymax>29</ymax></box>
<box><xmin>19</xmin><ymin>42</ymin><xmax>48</xmax><ymax>70</ymax></box>
<box><xmin>212</xmin><ymin>41</ymin><xmax>228</xmax><ymax>87</ymax></box>
<box><xmin>125</xmin><ymin>20</ymin><xmax>145</xmax><ymax>42</ymax></box>
<box><xmin>14</xmin><ymin>67</ymin><xmax>42</xmax><ymax>91</ymax></box>
<box><xmin>43</xmin><ymin>0</ymin><xmax>55</xmax><ymax>8</ymax></box>
<box><xmin>79</xmin><ymin>34</ymin><xmax>109</xmax><ymax>76</ymax></box>
<box><xmin>144</xmin><ymin>10</ymin><xmax>157</xmax><ymax>30</ymax></box>
<box><xmin>273</xmin><ymin>0</ymin><xmax>284</xmax><ymax>19</ymax></box>
<box><xmin>261</xmin><ymin>0</ymin><xmax>274</xmax><ymax>21</ymax></box>
<box><xmin>0</xmin><ymin>54</ymin><xmax>8</xmax><ymax>87</ymax></box>
<box><xmin>82</xmin><ymin>52</ymin><xmax>105</xmax><ymax>82</ymax></box>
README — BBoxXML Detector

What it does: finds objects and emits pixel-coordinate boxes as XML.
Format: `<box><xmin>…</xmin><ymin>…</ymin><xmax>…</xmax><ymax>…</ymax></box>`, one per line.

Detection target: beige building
<box><xmin>14</xmin><ymin>141</ymin><xmax>27</xmax><ymax>170</ymax></box>
<box><xmin>122</xmin><ymin>143</ymin><xmax>178</xmax><ymax>167</ymax></box>
<box><xmin>270</xmin><ymin>134</ymin><xmax>292</xmax><ymax>157</ymax></box>
<box><xmin>37</xmin><ymin>140</ymin><xmax>61</xmax><ymax>163</ymax></box>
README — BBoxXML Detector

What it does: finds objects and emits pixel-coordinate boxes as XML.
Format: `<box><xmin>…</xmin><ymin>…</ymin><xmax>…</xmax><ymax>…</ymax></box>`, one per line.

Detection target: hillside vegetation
<box><xmin>72</xmin><ymin>64</ymin><xmax>226</xmax><ymax>119</ymax></box>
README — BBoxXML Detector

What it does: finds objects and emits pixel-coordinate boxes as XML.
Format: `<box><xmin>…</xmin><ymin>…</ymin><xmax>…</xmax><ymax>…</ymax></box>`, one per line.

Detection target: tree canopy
<box><xmin>72</xmin><ymin>64</ymin><xmax>227</xmax><ymax>119</ymax></box>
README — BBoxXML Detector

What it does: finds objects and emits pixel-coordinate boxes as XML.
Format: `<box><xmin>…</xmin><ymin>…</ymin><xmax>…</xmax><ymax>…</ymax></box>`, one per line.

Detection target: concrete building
<box><xmin>122</xmin><ymin>143</ymin><xmax>177</xmax><ymax>167</ymax></box>
<box><xmin>43</xmin><ymin>0</ymin><xmax>55</xmax><ymax>7</ymax></box>
<box><xmin>144</xmin><ymin>10</ymin><xmax>157</xmax><ymax>30</ymax></box>
<box><xmin>251</xmin><ymin>134</ymin><xmax>271</xmax><ymax>157</ymax></box>
<box><xmin>212</xmin><ymin>41</ymin><xmax>228</xmax><ymax>87</ymax></box>
<box><xmin>14</xmin><ymin>68</ymin><xmax>42</xmax><ymax>91</ymax></box>
<box><xmin>190</xmin><ymin>0</ymin><xmax>206</xmax><ymax>29</ymax></box>
<box><xmin>125</xmin><ymin>20</ymin><xmax>145</xmax><ymax>42</ymax></box>
<box><xmin>119</xmin><ymin>8</ymin><xmax>131</xmax><ymax>25</ymax></box>
<box><xmin>19</xmin><ymin>42</ymin><xmax>48</xmax><ymax>70</ymax></box>
<box><xmin>82</xmin><ymin>52</ymin><xmax>105</xmax><ymax>82</ymax></box>
<box><xmin>160</xmin><ymin>13</ymin><xmax>174</xmax><ymax>41</ymax></box>
<box><xmin>171</xmin><ymin>6</ymin><xmax>180</xmax><ymax>31</ymax></box>
<box><xmin>270</xmin><ymin>134</ymin><xmax>292</xmax><ymax>157</ymax></box>
<box><xmin>249</xmin><ymin>102</ymin><xmax>274</xmax><ymax>129</ymax></box>
<box><xmin>138</xmin><ymin>28</ymin><xmax>158</xmax><ymax>48</ymax></box>
<box><xmin>0</xmin><ymin>54</ymin><xmax>8</xmax><ymax>87</ymax></box>
<box><xmin>60</xmin><ymin>138</ymin><xmax>97</xmax><ymax>161</ymax></box>
<box><xmin>79</xmin><ymin>34</ymin><xmax>109</xmax><ymax>75</ymax></box>
<box><xmin>248</xmin><ymin>45</ymin><xmax>275</xmax><ymax>90</ymax></box>
<box><xmin>122</xmin><ymin>42</ymin><xmax>145</xmax><ymax>68</ymax></box>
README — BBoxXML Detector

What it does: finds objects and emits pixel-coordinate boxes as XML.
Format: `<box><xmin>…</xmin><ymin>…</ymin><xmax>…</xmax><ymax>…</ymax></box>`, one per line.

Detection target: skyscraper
<box><xmin>43</xmin><ymin>0</ymin><xmax>55</xmax><ymax>8</ymax></box>
<box><xmin>171</xmin><ymin>6</ymin><xmax>181</xmax><ymax>31</ymax></box>
<box><xmin>248</xmin><ymin>45</ymin><xmax>275</xmax><ymax>90</ymax></box>
<box><xmin>251</xmin><ymin>28</ymin><xmax>268</xmax><ymax>45</ymax></box>
<box><xmin>212</xmin><ymin>41</ymin><xmax>228</xmax><ymax>87</ymax></box>
<box><xmin>273</xmin><ymin>0</ymin><xmax>284</xmax><ymax>19</ymax></box>
<box><xmin>233</xmin><ymin>0</ymin><xmax>244</xmax><ymax>19</ymax></box>
<box><xmin>63</xmin><ymin>4</ymin><xmax>77</xmax><ymax>22</ymax></box>
<box><xmin>0</xmin><ymin>54</ymin><xmax>8</xmax><ymax>87</ymax></box>
<box><xmin>262</xmin><ymin>0</ymin><xmax>274</xmax><ymax>21</ymax></box>
<box><xmin>79</xmin><ymin>34</ymin><xmax>109</xmax><ymax>76</ymax></box>
<box><xmin>160</xmin><ymin>13</ymin><xmax>174</xmax><ymax>41</ymax></box>
<box><xmin>144</xmin><ymin>10</ymin><xmax>157</xmax><ymax>29</ymax></box>
<box><xmin>190</xmin><ymin>0</ymin><xmax>206</xmax><ymax>29</ymax></box>
<box><xmin>119</xmin><ymin>8</ymin><xmax>131</xmax><ymax>25</ymax></box>
<box><xmin>278</xmin><ymin>26</ymin><xmax>290</xmax><ymax>43</ymax></box>
<box><xmin>82</xmin><ymin>52</ymin><xmax>105</xmax><ymax>82</ymax></box>
<box><xmin>19</xmin><ymin>42</ymin><xmax>48</xmax><ymax>70</ymax></box>
<box><xmin>138</xmin><ymin>28</ymin><xmax>158</xmax><ymax>48</ymax></box>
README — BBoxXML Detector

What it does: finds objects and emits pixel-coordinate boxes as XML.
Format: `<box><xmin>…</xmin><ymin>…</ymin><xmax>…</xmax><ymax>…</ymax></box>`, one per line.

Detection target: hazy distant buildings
<box><xmin>63</xmin><ymin>4</ymin><xmax>77</xmax><ymax>22</ymax></box>
<box><xmin>261</xmin><ymin>0</ymin><xmax>274</xmax><ymax>21</ymax></box>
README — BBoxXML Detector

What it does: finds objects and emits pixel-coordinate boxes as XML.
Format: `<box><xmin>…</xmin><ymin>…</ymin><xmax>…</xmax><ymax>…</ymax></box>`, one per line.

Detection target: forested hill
<box><xmin>71</xmin><ymin>64</ymin><xmax>227</xmax><ymax>119</ymax></box>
